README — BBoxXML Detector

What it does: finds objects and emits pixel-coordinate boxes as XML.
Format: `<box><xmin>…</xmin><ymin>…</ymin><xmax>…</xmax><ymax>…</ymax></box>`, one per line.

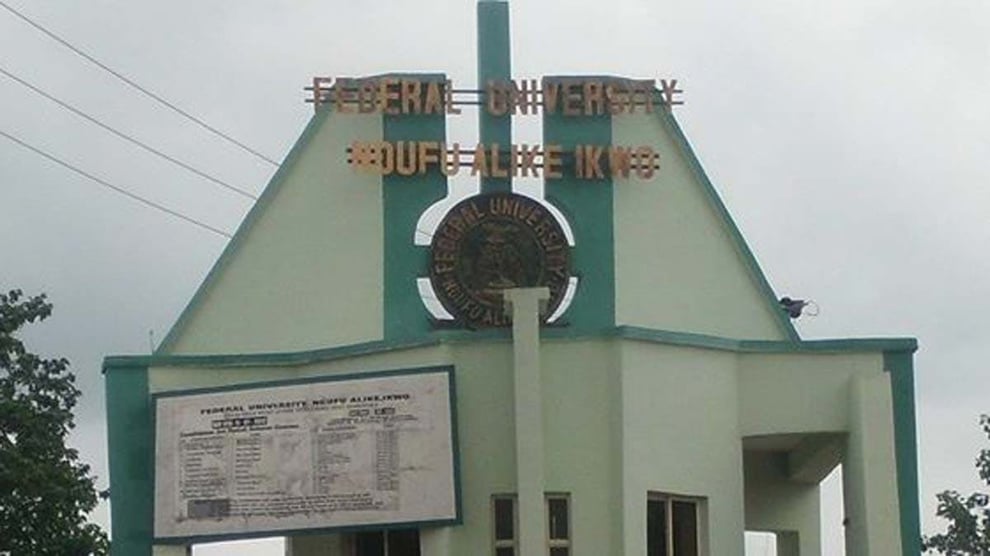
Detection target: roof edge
<box><xmin>107</xmin><ymin>326</ymin><xmax>916</xmax><ymax>371</ymax></box>
<box><xmin>654</xmin><ymin>106</ymin><xmax>801</xmax><ymax>342</ymax></box>
<box><xmin>154</xmin><ymin>106</ymin><xmax>335</xmax><ymax>355</ymax></box>
<box><xmin>155</xmin><ymin>72</ymin><xmax>448</xmax><ymax>356</ymax></box>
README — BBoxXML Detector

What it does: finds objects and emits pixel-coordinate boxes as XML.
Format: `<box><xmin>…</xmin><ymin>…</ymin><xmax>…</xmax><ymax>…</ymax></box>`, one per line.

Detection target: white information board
<box><xmin>153</xmin><ymin>367</ymin><xmax>458</xmax><ymax>541</ymax></box>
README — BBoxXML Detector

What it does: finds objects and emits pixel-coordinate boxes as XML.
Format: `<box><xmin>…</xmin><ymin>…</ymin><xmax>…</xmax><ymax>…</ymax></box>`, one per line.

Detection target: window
<box><xmin>647</xmin><ymin>495</ymin><xmax>702</xmax><ymax>556</ymax></box>
<box><xmin>353</xmin><ymin>529</ymin><xmax>421</xmax><ymax>556</ymax></box>
<box><xmin>546</xmin><ymin>494</ymin><xmax>571</xmax><ymax>556</ymax></box>
<box><xmin>493</xmin><ymin>495</ymin><xmax>518</xmax><ymax>556</ymax></box>
<box><xmin>492</xmin><ymin>494</ymin><xmax>571</xmax><ymax>556</ymax></box>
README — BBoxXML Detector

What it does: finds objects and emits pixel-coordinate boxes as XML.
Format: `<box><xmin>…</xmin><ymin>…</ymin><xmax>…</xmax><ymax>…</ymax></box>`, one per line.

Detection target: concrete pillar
<box><xmin>419</xmin><ymin>526</ymin><xmax>451</xmax><ymax>556</ymax></box>
<box><xmin>504</xmin><ymin>288</ymin><xmax>549</xmax><ymax>556</ymax></box>
<box><xmin>743</xmin><ymin>450</ymin><xmax>821</xmax><ymax>556</ymax></box>
<box><xmin>477</xmin><ymin>0</ymin><xmax>512</xmax><ymax>194</ymax></box>
<box><xmin>151</xmin><ymin>546</ymin><xmax>187</xmax><ymax>556</ymax></box>
<box><xmin>776</xmin><ymin>531</ymin><xmax>800</xmax><ymax>556</ymax></box>
<box><xmin>842</xmin><ymin>372</ymin><xmax>903</xmax><ymax>556</ymax></box>
<box><xmin>286</xmin><ymin>534</ymin><xmax>346</xmax><ymax>556</ymax></box>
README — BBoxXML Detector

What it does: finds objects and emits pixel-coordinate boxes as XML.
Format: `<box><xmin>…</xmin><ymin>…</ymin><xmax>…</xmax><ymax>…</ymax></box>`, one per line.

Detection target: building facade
<box><xmin>104</xmin><ymin>3</ymin><xmax>920</xmax><ymax>555</ymax></box>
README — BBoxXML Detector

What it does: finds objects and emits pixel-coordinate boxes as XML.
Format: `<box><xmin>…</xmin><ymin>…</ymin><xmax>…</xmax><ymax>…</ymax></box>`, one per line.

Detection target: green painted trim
<box><xmin>884</xmin><ymin>350</ymin><xmax>921</xmax><ymax>556</ymax></box>
<box><xmin>738</xmin><ymin>336</ymin><xmax>917</xmax><ymax>353</ymax></box>
<box><xmin>149</xmin><ymin>365</ymin><xmax>462</xmax><ymax>545</ymax></box>
<box><xmin>105</xmin><ymin>326</ymin><xmax>916</xmax><ymax>371</ymax></box>
<box><xmin>382</xmin><ymin>73</ymin><xmax>448</xmax><ymax>342</ymax></box>
<box><xmin>155</xmin><ymin>106</ymin><xmax>335</xmax><ymax>355</ymax></box>
<box><xmin>105</xmin><ymin>364</ymin><xmax>152</xmax><ymax>556</ymax></box>
<box><xmin>654</xmin><ymin>107</ymin><xmax>801</xmax><ymax>342</ymax></box>
<box><xmin>543</xmin><ymin>75</ymin><xmax>615</xmax><ymax>333</ymax></box>
<box><xmin>477</xmin><ymin>0</ymin><xmax>512</xmax><ymax>194</ymax></box>
<box><xmin>618</xmin><ymin>325</ymin><xmax>916</xmax><ymax>353</ymax></box>
<box><xmin>447</xmin><ymin>364</ymin><xmax>464</xmax><ymax>526</ymax></box>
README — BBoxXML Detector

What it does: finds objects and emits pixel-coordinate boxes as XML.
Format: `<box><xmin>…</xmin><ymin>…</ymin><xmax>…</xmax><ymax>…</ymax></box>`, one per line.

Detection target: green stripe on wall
<box><xmin>543</xmin><ymin>76</ymin><xmax>615</xmax><ymax>333</ymax></box>
<box><xmin>884</xmin><ymin>350</ymin><xmax>920</xmax><ymax>556</ymax></box>
<box><xmin>105</xmin><ymin>365</ymin><xmax>152</xmax><ymax>556</ymax></box>
<box><xmin>477</xmin><ymin>0</ymin><xmax>512</xmax><ymax>194</ymax></box>
<box><xmin>382</xmin><ymin>74</ymin><xmax>448</xmax><ymax>342</ymax></box>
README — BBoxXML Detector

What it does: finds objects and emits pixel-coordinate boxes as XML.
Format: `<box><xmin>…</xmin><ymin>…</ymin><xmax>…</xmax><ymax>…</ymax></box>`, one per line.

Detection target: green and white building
<box><xmin>104</xmin><ymin>2</ymin><xmax>920</xmax><ymax>555</ymax></box>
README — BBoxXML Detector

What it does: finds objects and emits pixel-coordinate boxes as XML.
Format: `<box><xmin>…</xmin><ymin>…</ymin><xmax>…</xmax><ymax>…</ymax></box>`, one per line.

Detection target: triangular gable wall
<box><xmin>611</xmin><ymin>108</ymin><xmax>798</xmax><ymax>341</ymax></box>
<box><xmin>158</xmin><ymin>79</ymin><xmax>797</xmax><ymax>355</ymax></box>
<box><xmin>157</xmin><ymin>109</ymin><xmax>386</xmax><ymax>355</ymax></box>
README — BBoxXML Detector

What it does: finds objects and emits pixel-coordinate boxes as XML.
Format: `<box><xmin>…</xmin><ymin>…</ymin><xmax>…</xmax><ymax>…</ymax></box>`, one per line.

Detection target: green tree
<box><xmin>923</xmin><ymin>414</ymin><xmax>990</xmax><ymax>555</ymax></box>
<box><xmin>0</xmin><ymin>289</ymin><xmax>108</xmax><ymax>555</ymax></box>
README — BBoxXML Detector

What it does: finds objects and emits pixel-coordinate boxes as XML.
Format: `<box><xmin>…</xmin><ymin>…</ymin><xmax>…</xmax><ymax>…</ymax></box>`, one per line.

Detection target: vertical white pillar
<box><xmin>419</xmin><ymin>526</ymin><xmax>452</xmax><ymax>556</ymax></box>
<box><xmin>504</xmin><ymin>287</ymin><xmax>550</xmax><ymax>556</ymax></box>
<box><xmin>775</xmin><ymin>531</ymin><xmax>800</xmax><ymax>556</ymax></box>
<box><xmin>286</xmin><ymin>534</ymin><xmax>346</xmax><ymax>555</ymax></box>
<box><xmin>842</xmin><ymin>372</ymin><xmax>903</xmax><ymax>556</ymax></box>
<box><xmin>743</xmin><ymin>450</ymin><xmax>822</xmax><ymax>556</ymax></box>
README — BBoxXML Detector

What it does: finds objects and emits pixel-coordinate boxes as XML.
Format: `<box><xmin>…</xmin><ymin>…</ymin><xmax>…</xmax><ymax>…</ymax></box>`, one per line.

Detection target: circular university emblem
<box><xmin>429</xmin><ymin>192</ymin><xmax>571</xmax><ymax>328</ymax></box>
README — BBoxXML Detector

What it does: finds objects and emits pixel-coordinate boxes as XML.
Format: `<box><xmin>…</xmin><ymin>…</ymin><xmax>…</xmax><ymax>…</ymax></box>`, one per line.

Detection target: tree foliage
<box><xmin>924</xmin><ymin>414</ymin><xmax>990</xmax><ymax>555</ymax></box>
<box><xmin>0</xmin><ymin>290</ymin><xmax>108</xmax><ymax>555</ymax></box>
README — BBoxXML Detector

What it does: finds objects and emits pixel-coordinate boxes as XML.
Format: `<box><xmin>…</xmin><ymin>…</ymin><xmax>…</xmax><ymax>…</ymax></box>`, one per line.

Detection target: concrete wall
<box><xmin>744</xmin><ymin>451</ymin><xmax>821</xmax><ymax>556</ymax></box>
<box><xmin>611</xmin><ymin>111</ymin><xmax>786</xmax><ymax>341</ymax></box>
<box><xmin>439</xmin><ymin>342</ymin><xmax>515</xmax><ymax>555</ymax></box>
<box><xmin>163</xmin><ymin>111</ymin><xmax>385</xmax><ymax>355</ymax></box>
<box><xmin>393</xmin><ymin>339</ymin><xmax>622</xmax><ymax>556</ymax></box>
<box><xmin>738</xmin><ymin>352</ymin><xmax>882</xmax><ymax>436</ymax></box>
<box><xmin>152</xmin><ymin>339</ymin><xmax>622</xmax><ymax>556</ymax></box>
<box><xmin>843</xmin><ymin>372</ymin><xmax>903</xmax><ymax>556</ymax></box>
<box><xmin>138</xmin><ymin>338</ymin><xmax>907</xmax><ymax>556</ymax></box>
<box><xmin>618</xmin><ymin>341</ymin><xmax>745</xmax><ymax>556</ymax></box>
<box><xmin>541</xmin><ymin>340</ymin><xmax>622</xmax><ymax>556</ymax></box>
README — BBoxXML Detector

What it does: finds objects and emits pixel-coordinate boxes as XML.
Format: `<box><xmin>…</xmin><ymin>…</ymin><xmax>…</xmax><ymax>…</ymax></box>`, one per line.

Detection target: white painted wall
<box><xmin>611</xmin><ymin>112</ymin><xmax>786</xmax><ymax>340</ymax></box>
<box><xmin>541</xmin><ymin>339</ymin><xmax>622</xmax><ymax>556</ymax></box>
<box><xmin>619</xmin><ymin>341</ymin><xmax>746</xmax><ymax>556</ymax></box>
<box><xmin>738</xmin><ymin>352</ymin><xmax>882</xmax><ymax>437</ymax></box>
<box><xmin>164</xmin><ymin>111</ymin><xmax>385</xmax><ymax>355</ymax></box>
<box><xmin>147</xmin><ymin>338</ymin><xmax>902</xmax><ymax>556</ymax></box>
<box><xmin>843</xmin><ymin>372</ymin><xmax>903</xmax><ymax>556</ymax></box>
<box><xmin>744</xmin><ymin>451</ymin><xmax>822</xmax><ymax>556</ymax></box>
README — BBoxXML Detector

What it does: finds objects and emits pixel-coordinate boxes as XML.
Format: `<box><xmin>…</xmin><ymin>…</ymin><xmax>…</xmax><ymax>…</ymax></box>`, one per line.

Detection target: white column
<box><xmin>286</xmin><ymin>534</ymin><xmax>346</xmax><ymax>556</ymax></box>
<box><xmin>419</xmin><ymin>526</ymin><xmax>452</xmax><ymax>556</ymax></box>
<box><xmin>503</xmin><ymin>287</ymin><xmax>550</xmax><ymax>556</ymax></box>
<box><xmin>743</xmin><ymin>450</ymin><xmax>821</xmax><ymax>556</ymax></box>
<box><xmin>776</xmin><ymin>531</ymin><xmax>800</xmax><ymax>556</ymax></box>
<box><xmin>842</xmin><ymin>372</ymin><xmax>903</xmax><ymax>556</ymax></box>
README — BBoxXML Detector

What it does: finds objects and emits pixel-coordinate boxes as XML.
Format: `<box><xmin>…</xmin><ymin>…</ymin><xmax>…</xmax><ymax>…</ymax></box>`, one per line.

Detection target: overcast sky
<box><xmin>1</xmin><ymin>1</ymin><xmax>987</xmax><ymax>554</ymax></box>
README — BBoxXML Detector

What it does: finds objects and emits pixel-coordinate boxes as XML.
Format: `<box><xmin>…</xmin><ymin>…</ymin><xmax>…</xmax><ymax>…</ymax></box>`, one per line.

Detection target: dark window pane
<box><xmin>355</xmin><ymin>531</ymin><xmax>385</xmax><ymax>556</ymax></box>
<box><xmin>647</xmin><ymin>499</ymin><xmax>667</xmax><ymax>556</ymax></box>
<box><xmin>550</xmin><ymin>547</ymin><xmax>570</xmax><ymax>556</ymax></box>
<box><xmin>495</xmin><ymin>498</ymin><xmax>515</xmax><ymax>540</ymax></box>
<box><xmin>495</xmin><ymin>548</ymin><xmax>515</xmax><ymax>556</ymax></box>
<box><xmin>672</xmin><ymin>501</ymin><xmax>698</xmax><ymax>556</ymax></box>
<box><xmin>387</xmin><ymin>529</ymin><xmax>421</xmax><ymax>556</ymax></box>
<box><xmin>548</xmin><ymin>498</ymin><xmax>569</xmax><ymax>540</ymax></box>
